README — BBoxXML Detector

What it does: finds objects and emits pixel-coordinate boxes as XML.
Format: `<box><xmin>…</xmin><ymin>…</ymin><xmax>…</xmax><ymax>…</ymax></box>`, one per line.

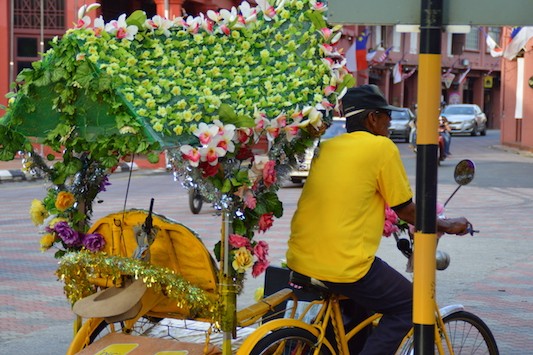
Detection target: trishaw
<box><xmin>0</xmin><ymin>0</ymin><xmax>353</xmax><ymax>353</ymax></box>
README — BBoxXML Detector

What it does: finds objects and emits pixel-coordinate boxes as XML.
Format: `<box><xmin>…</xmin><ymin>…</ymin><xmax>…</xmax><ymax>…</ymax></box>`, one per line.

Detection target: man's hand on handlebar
<box><xmin>438</xmin><ymin>217</ymin><xmax>475</xmax><ymax>236</ymax></box>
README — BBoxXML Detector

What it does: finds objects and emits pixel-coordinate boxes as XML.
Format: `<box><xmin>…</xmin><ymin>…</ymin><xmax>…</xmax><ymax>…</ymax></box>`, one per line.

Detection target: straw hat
<box><xmin>73</xmin><ymin>279</ymin><xmax>147</xmax><ymax>322</ymax></box>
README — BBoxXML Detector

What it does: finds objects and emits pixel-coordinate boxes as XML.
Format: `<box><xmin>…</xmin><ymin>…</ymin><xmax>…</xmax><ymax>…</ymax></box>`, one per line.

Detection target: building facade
<box><xmin>499</xmin><ymin>27</ymin><xmax>533</xmax><ymax>152</ymax></box>
<box><xmin>338</xmin><ymin>25</ymin><xmax>502</xmax><ymax>129</ymax></box>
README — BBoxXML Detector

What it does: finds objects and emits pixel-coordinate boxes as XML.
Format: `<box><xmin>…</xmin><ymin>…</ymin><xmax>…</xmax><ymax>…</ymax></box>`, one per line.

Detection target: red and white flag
<box><xmin>402</xmin><ymin>66</ymin><xmax>417</xmax><ymax>80</ymax></box>
<box><xmin>393</xmin><ymin>62</ymin><xmax>403</xmax><ymax>84</ymax></box>
<box><xmin>486</xmin><ymin>33</ymin><xmax>503</xmax><ymax>57</ymax></box>
<box><xmin>457</xmin><ymin>67</ymin><xmax>471</xmax><ymax>85</ymax></box>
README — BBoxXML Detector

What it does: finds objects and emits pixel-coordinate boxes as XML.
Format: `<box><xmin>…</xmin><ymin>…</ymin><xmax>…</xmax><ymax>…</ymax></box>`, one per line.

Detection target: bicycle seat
<box><xmin>289</xmin><ymin>270</ymin><xmax>329</xmax><ymax>294</ymax></box>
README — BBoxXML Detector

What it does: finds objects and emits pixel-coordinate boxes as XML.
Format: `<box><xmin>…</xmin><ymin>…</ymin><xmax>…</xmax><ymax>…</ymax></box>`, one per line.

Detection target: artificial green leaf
<box><xmin>147</xmin><ymin>152</ymin><xmax>160</xmax><ymax>163</ymax></box>
<box><xmin>127</xmin><ymin>10</ymin><xmax>147</xmax><ymax>28</ymax></box>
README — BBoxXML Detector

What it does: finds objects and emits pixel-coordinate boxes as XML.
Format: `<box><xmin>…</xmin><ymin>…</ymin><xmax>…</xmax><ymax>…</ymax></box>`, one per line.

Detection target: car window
<box><xmin>444</xmin><ymin>106</ymin><xmax>474</xmax><ymax>115</ymax></box>
<box><xmin>322</xmin><ymin>121</ymin><xmax>346</xmax><ymax>139</ymax></box>
<box><xmin>391</xmin><ymin>110</ymin><xmax>409</xmax><ymax>120</ymax></box>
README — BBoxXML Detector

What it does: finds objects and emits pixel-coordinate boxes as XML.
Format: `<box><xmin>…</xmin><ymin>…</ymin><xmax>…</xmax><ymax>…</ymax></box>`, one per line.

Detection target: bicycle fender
<box><xmin>237</xmin><ymin>318</ymin><xmax>326</xmax><ymax>355</ymax></box>
<box><xmin>439</xmin><ymin>304</ymin><xmax>465</xmax><ymax>318</ymax></box>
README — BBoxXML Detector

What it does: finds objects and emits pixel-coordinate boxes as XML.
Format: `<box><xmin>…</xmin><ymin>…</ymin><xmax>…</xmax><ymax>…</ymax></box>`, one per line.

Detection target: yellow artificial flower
<box><xmin>232</xmin><ymin>247</ymin><xmax>254</xmax><ymax>273</ymax></box>
<box><xmin>30</xmin><ymin>199</ymin><xmax>48</xmax><ymax>226</ymax></box>
<box><xmin>254</xmin><ymin>287</ymin><xmax>264</xmax><ymax>302</ymax></box>
<box><xmin>55</xmin><ymin>191</ymin><xmax>76</xmax><ymax>211</ymax></box>
<box><xmin>40</xmin><ymin>233</ymin><xmax>55</xmax><ymax>251</ymax></box>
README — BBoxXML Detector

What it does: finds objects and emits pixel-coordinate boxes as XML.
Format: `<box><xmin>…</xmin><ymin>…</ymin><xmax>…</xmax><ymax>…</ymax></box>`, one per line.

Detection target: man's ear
<box><xmin>365</xmin><ymin>112</ymin><xmax>378</xmax><ymax>132</ymax></box>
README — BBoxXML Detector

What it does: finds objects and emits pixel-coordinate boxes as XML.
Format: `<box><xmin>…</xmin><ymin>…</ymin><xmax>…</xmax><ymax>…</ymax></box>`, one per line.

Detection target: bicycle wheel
<box><xmin>188</xmin><ymin>188</ymin><xmax>203</xmax><ymax>214</ymax></box>
<box><xmin>440</xmin><ymin>311</ymin><xmax>499</xmax><ymax>354</ymax></box>
<box><xmin>249</xmin><ymin>327</ymin><xmax>332</xmax><ymax>355</ymax></box>
<box><xmin>396</xmin><ymin>311</ymin><xmax>499</xmax><ymax>355</ymax></box>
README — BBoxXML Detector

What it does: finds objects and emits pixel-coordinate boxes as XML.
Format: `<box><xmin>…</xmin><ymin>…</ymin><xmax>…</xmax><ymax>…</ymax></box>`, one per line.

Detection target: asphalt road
<box><xmin>1</xmin><ymin>129</ymin><xmax>532</xmax><ymax>354</ymax></box>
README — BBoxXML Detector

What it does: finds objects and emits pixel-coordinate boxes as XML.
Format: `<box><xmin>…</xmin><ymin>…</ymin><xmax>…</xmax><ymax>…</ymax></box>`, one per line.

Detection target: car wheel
<box><xmin>480</xmin><ymin>125</ymin><xmax>487</xmax><ymax>136</ymax></box>
<box><xmin>470</xmin><ymin>124</ymin><xmax>478</xmax><ymax>136</ymax></box>
<box><xmin>291</xmin><ymin>177</ymin><xmax>302</xmax><ymax>184</ymax></box>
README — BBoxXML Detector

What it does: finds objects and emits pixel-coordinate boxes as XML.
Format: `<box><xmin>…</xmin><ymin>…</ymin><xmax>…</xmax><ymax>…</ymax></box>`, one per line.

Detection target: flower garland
<box><xmin>27</xmin><ymin>152</ymin><xmax>109</xmax><ymax>258</ymax></box>
<box><xmin>56</xmin><ymin>250</ymin><xmax>217</xmax><ymax>320</ymax></box>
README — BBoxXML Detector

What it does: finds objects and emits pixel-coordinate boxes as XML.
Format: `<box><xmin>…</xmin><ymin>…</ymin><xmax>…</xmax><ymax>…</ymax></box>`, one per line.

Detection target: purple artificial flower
<box><xmin>82</xmin><ymin>233</ymin><xmax>106</xmax><ymax>252</ymax></box>
<box><xmin>54</xmin><ymin>221</ymin><xmax>82</xmax><ymax>247</ymax></box>
<box><xmin>99</xmin><ymin>175</ymin><xmax>111</xmax><ymax>192</ymax></box>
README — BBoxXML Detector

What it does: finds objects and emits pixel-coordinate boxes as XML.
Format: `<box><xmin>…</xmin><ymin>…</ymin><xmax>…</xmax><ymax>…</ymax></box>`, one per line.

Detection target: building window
<box><xmin>465</xmin><ymin>26</ymin><xmax>480</xmax><ymax>51</ymax></box>
<box><xmin>13</xmin><ymin>0</ymin><xmax>65</xmax><ymax>75</ymax></box>
<box><xmin>14</xmin><ymin>0</ymin><xmax>65</xmax><ymax>30</ymax></box>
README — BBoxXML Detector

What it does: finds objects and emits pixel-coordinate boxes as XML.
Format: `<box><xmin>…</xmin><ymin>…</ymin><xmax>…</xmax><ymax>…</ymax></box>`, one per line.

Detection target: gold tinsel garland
<box><xmin>56</xmin><ymin>250</ymin><xmax>218</xmax><ymax>320</ymax></box>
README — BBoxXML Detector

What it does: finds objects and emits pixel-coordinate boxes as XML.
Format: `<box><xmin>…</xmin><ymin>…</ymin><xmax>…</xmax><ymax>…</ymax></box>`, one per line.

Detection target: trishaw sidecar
<box><xmin>65</xmin><ymin>209</ymin><xmax>295</xmax><ymax>354</ymax></box>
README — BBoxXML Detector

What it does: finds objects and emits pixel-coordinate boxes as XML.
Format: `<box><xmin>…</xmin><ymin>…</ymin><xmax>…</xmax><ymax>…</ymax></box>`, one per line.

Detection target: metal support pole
<box><xmin>414</xmin><ymin>0</ymin><xmax>442</xmax><ymax>353</ymax></box>
<box><xmin>219</xmin><ymin>211</ymin><xmax>236</xmax><ymax>355</ymax></box>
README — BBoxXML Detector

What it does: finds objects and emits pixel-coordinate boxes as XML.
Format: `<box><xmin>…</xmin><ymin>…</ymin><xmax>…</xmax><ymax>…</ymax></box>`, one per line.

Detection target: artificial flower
<box><xmin>229</xmin><ymin>234</ymin><xmax>251</xmax><ymax>248</ymax></box>
<box><xmin>55</xmin><ymin>191</ymin><xmax>76</xmax><ymax>211</ymax></box>
<box><xmin>252</xmin><ymin>259</ymin><xmax>270</xmax><ymax>277</ymax></box>
<box><xmin>54</xmin><ymin>221</ymin><xmax>82</xmax><ymax>247</ymax></box>
<box><xmin>232</xmin><ymin>247</ymin><xmax>254</xmax><ymax>273</ymax></box>
<box><xmin>105</xmin><ymin>14</ymin><xmax>138</xmax><ymax>40</ymax></box>
<box><xmin>30</xmin><ymin>199</ymin><xmax>48</xmax><ymax>226</ymax></box>
<box><xmin>253</xmin><ymin>240</ymin><xmax>269</xmax><ymax>262</ymax></box>
<box><xmin>82</xmin><ymin>233</ymin><xmax>106</xmax><ymax>252</ymax></box>
<box><xmin>258</xmin><ymin>212</ymin><xmax>274</xmax><ymax>233</ymax></box>
<box><xmin>262</xmin><ymin>160</ymin><xmax>277</xmax><ymax>187</ymax></box>
<box><xmin>40</xmin><ymin>233</ymin><xmax>56</xmax><ymax>251</ymax></box>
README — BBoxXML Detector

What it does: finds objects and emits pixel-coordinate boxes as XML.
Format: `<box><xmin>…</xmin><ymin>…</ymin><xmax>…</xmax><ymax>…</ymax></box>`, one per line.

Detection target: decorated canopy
<box><xmin>0</xmin><ymin>0</ymin><xmax>354</xmax><ymax>334</ymax></box>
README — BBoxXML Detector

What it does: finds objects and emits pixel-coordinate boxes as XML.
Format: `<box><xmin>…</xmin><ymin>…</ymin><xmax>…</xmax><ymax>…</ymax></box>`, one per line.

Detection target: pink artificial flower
<box><xmin>180</xmin><ymin>145</ymin><xmax>201</xmax><ymax>167</ymax></box>
<box><xmin>383</xmin><ymin>205</ymin><xmax>400</xmax><ymax>237</ymax></box>
<box><xmin>262</xmin><ymin>160</ymin><xmax>277</xmax><ymax>187</ymax></box>
<box><xmin>383</xmin><ymin>219</ymin><xmax>399</xmax><ymax>237</ymax></box>
<box><xmin>252</xmin><ymin>259</ymin><xmax>270</xmax><ymax>277</ymax></box>
<box><xmin>243</xmin><ymin>190</ymin><xmax>257</xmax><ymax>209</ymax></box>
<box><xmin>254</xmin><ymin>240</ymin><xmax>269</xmax><ymax>262</ymax></box>
<box><xmin>229</xmin><ymin>234</ymin><xmax>251</xmax><ymax>249</ymax></box>
<box><xmin>324</xmin><ymin>85</ymin><xmax>336</xmax><ymax>96</ymax></box>
<box><xmin>258</xmin><ymin>212</ymin><xmax>274</xmax><ymax>233</ymax></box>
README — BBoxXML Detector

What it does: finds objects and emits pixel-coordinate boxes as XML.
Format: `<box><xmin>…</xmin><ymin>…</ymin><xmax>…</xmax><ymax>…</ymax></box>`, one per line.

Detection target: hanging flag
<box><xmin>371</xmin><ymin>46</ymin><xmax>392</xmax><ymax>65</ymax></box>
<box><xmin>345</xmin><ymin>41</ymin><xmax>357</xmax><ymax>72</ymax></box>
<box><xmin>366</xmin><ymin>48</ymin><xmax>377</xmax><ymax>62</ymax></box>
<box><xmin>393</xmin><ymin>62</ymin><xmax>403</xmax><ymax>84</ymax></box>
<box><xmin>485</xmin><ymin>33</ymin><xmax>503</xmax><ymax>57</ymax></box>
<box><xmin>503</xmin><ymin>26</ymin><xmax>533</xmax><ymax>60</ymax></box>
<box><xmin>402</xmin><ymin>66</ymin><xmax>417</xmax><ymax>80</ymax></box>
<box><xmin>355</xmin><ymin>30</ymin><xmax>370</xmax><ymax>71</ymax></box>
<box><xmin>456</xmin><ymin>67</ymin><xmax>471</xmax><ymax>85</ymax></box>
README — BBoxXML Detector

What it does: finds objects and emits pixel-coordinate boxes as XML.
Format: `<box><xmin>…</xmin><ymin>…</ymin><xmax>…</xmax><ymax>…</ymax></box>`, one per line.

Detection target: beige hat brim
<box><xmin>73</xmin><ymin>279</ymin><xmax>147</xmax><ymax>318</ymax></box>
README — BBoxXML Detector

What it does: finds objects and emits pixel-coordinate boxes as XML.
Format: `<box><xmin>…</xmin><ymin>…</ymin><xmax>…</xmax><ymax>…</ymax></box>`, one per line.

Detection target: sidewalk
<box><xmin>0</xmin><ymin>157</ymin><xmax>167</xmax><ymax>182</ymax></box>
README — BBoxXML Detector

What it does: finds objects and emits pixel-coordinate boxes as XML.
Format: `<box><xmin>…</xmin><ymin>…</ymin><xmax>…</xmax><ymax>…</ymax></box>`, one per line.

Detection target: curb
<box><xmin>0</xmin><ymin>162</ymin><xmax>142</xmax><ymax>183</ymax></box>
<box><xmin>490</xmin><ymin>144</ymin><xmax>533</xmax><ymax>158</ymax></box>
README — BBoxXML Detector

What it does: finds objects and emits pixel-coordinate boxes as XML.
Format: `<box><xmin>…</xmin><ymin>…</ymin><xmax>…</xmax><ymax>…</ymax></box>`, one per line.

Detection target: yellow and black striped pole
<box><xmin>414</xmin><ymin>0</ymin><xmax>442</xmax><ymax>353</ymax></box>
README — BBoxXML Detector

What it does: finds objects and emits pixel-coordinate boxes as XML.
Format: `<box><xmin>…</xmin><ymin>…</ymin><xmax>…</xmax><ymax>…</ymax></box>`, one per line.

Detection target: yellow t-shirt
<box><xmin>287</xmin><ymin>131</ymin><xmax>412</xmax><ymax>283</ymax></box>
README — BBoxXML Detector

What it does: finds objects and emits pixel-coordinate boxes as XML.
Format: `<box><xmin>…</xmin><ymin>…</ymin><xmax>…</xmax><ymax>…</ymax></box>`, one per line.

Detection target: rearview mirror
<box><xmin>454</xmin><ymin>159</ymin><xmax>475</xmax><ymax>186</ymax></box>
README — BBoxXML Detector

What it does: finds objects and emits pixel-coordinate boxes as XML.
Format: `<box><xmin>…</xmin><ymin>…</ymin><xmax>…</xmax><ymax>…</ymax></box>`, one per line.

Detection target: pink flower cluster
<box><xmin>383</xmin><ymin>205</ymin><xmax>400</xmax><ymax>237</ymax></box>
<box><xmin>229</xmin><ymin>234</ymin><xmax>270</xmax><ymax>277</ymax></box>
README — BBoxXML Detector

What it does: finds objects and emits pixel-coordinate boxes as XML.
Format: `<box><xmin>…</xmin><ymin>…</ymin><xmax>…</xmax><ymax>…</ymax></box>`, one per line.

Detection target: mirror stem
<box><xmin>443</xmin><ymin>185</ymin><xmax>461</xmax><ymax>208</ymax></box>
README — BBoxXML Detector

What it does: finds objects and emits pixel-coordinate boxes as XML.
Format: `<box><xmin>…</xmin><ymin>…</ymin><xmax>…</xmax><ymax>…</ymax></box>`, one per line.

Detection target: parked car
<box><xmin>389</xmin><ymin>108</ymin><xmax>416</xmax><ymax>142</ymax></box>
<box><xmin>289</xmin><ymin>117</ymin><xmax>346</xmax><ymax>184</ymax></box>
<box><xmin>441</xmin><ymin>104</ymin><xmax>487</xmax><ymax>136</ymax></box>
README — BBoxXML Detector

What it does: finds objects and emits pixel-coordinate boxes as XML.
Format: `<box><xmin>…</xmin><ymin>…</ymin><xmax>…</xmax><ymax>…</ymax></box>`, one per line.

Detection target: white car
<box><xmin>441</xmin><ymin>104</ymin><xmax>487</xmax><ymax>136</ymax></box>
<box><xmin>289</xmin><ymin>117</ymin><xmax>346</xmax><ymax>184</ymax></box>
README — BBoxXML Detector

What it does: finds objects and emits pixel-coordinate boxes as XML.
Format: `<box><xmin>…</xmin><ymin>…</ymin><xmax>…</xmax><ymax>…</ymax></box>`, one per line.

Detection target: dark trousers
<box><xmin>323</xmin><ymin>257</ymin><xmax>413</xmax><ymax>355</ymax></box>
